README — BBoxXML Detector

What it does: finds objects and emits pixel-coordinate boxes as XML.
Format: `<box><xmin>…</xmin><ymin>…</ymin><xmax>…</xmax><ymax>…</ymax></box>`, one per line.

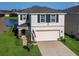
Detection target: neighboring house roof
<box><xmin>63</xmin><ymin>5</ymin><xmax>79</xmax><ymax>13</ymax></box>
<box><xmin>0</xmin><ymin>10</ymin><xmax>16</xmax><ymax>14</ymax></box>
<box><xmin>18</xmin><ymin>6</ymin><xmax>63</xmax><ymax>13</ymax></box>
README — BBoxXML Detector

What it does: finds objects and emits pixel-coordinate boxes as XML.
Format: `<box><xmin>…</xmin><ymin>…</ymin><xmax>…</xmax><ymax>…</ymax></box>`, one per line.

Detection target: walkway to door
<box><xmin>37</xmin><ymin>41</ymin><xmax>76</xmax><ymax>56</ymax></box>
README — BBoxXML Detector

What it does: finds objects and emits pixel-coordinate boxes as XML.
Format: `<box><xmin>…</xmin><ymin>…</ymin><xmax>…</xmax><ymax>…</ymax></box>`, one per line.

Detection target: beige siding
<box><xmin>65</xmin><ymin>14</ymin><xmax>79</xmax><ymax>35</ymax></box>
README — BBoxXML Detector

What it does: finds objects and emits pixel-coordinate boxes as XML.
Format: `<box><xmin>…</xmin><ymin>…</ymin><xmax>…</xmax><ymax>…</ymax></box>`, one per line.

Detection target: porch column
<box><xmin>18</xmin><ymin>29</ymin><xmax>21</xmax><ymax>37</ymax></box>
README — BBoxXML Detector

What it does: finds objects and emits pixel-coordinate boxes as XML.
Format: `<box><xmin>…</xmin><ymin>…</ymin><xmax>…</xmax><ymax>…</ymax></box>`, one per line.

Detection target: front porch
<box><xmin>17</xmin><ymin>23</ymin><xmax>32</xmax><ymax>47</ymax></box>
<box><xmin>17</xmin><ymin>23</ymin><xmax>30</xmax><ymax>37</ymax></box>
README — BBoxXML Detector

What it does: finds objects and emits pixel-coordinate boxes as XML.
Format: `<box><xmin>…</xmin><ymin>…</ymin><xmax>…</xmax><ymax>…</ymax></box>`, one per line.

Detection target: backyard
<box><xmin>0</xmin><ymin>16</ymin><xmax>41</xmax><ymax>56</ymax></box>
<box><xmin>64</xmin><ymin>34</ymin><xmax>79</xmax><ymax>56</ymax></box>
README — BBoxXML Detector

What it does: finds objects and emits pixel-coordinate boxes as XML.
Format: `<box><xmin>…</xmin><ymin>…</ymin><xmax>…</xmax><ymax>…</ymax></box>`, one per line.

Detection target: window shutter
<box><xmin>27</xmin><ymin>14</ymin><xmax>29</xmax><ymax>20</ymax></box>
<box><xmin>38</xmin><ymin>14</ymin><xmax>40</xmax><ymax>23</ymax></box>
<box><xmin>29</xmin><ymin>14</ymin><xmax>31</xmax><ymax>20</ymax></box>
<box><xmin>46</xmin><ymin>14</ymin><xmax>50</xmax><ymax>23</ymax></box>
<box><xmin>56</xmin><ymin>14</ymin><xmax>59</xmax><ymax>23</ymax></box>
<box><xmin>28</xmin><ymin>14</ymin><xmax>31</xmax><ymax>22</ymax></box>
<box><xmin>20</xmin><ymin>15</ymin><xmax>22</xmax><ymax>20</ymax></box>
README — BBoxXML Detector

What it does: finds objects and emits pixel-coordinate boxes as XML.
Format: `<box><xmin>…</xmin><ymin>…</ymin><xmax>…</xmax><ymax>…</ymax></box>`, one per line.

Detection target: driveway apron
<box><xmin>37</xmin><ymin>41</ymin><xmax>76</xmax><ymax>56</ymax></box>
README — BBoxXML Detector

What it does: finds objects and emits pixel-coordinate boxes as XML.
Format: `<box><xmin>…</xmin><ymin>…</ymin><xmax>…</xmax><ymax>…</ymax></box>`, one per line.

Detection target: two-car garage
<box><xmin>35</xmin><ymin>30</ymin><xmax>60</xmax><ymax>41</ymax></box>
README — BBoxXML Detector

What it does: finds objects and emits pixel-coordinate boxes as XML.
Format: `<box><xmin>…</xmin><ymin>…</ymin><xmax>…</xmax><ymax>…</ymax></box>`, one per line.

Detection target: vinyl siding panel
<box><xmin>65</xmin><ymin>14</ymin><xmax>79</xmax><ymax>36</ymax></box>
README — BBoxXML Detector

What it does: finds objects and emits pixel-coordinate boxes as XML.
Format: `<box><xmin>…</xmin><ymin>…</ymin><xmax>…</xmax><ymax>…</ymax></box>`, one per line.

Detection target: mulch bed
<box><xmin>0</xmin><ymin>21</ymin><xmax>5</xmax><ymax>32</ymax></box>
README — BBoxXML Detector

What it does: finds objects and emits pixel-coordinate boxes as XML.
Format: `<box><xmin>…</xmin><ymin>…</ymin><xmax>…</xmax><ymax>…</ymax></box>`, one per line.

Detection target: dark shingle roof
<box><xmin>18</xmin><ymin>6</ymin><xmax>63</xmax><ymax>13</ymax></box>
<box><xmin>63</xmin><ymin>5</ymin><xmax>79</xmax><ymax>12</ymax></box>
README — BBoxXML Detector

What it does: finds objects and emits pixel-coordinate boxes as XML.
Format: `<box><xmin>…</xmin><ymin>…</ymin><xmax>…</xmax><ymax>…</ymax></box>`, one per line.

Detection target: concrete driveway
<box><xmin>37</xmin><ymin>41</ymin><xmax>76</xmax><ymax>56</ymax></box>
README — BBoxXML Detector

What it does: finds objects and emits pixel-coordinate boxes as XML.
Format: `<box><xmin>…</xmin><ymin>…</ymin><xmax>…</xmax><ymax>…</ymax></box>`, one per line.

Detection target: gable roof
<box><xmin>18</xmin><ymin>6</ymin><xmax>63</xmax><ymax>13</ymax></box>
<box><xmin>63</xmin><ymin>5</ymin><xmax>79</xmax><ymax>13</ymax></box>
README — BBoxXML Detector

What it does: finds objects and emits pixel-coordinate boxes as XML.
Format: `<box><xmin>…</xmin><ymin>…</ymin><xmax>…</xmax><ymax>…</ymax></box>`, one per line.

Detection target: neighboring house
<box><xmin>0</xmin><ymin>10</ymin><xmax>17</xmax><ymax>17</ymax></box>
<box><xmin>5</xmin><ymin>13</ymin><xmax>9</xmax><ymax>17</ymax></box>
<box><xmin>64</xmin><ymin>5</ymin><xmax>79</xmax><ymax>39</ymax></box>
<box><xmin>0</xmin><ymin>13</ymin><xmax>9</xmax><ymax>17</ymax></box>
<box><xmin>17</xmin><ymin>6</ymin><xmax>66</xmax><ymax>41</ymax></box>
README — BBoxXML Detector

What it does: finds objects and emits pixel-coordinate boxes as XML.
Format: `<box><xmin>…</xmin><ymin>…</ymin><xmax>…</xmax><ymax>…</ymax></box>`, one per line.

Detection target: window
<box><xmin>37</xmin><ymin>14</ymin><xmax>59</xmax><ymax>23</ymax></box>
<box><xmin>23</xmin><ymin>14</ymin><xmax>27</xmax><ymax>20</ymax></box>
<box><xmin>40</xmin><ymin>14</ymin><xmax>46</xmax><ymax>22</ymax></box>
<box><xmin>20</xmin><ymin>14</ymin><xmax>27</xmax><ymax>20</ymax></box>
<box><xmin>50</xmin><ymin>15</ymin><xmax>56</xmax><ymax>22</ymax></box>
<box><xmin>50</xmin><ymin>14</ymin><xmax>59</xmax><ymax>23</ymax></box>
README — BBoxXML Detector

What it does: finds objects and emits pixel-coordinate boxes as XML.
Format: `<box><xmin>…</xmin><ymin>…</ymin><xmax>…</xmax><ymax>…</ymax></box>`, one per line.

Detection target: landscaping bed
<box><xmin>0</xmin><ymin>27</ymin><xmax>41</xmax><ymax>56</ymax></box>
<box><xmin>62</xmin><ymin>34</ymin><xmax>79</xmax><ymax>56</ymax></box>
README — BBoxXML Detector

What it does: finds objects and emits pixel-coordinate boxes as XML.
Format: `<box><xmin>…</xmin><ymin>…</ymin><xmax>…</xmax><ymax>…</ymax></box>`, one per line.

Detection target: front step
<box><xmin>21</xmin><ymin>35</ymin><xmax>28</xmax><ymax>46</ymax></box>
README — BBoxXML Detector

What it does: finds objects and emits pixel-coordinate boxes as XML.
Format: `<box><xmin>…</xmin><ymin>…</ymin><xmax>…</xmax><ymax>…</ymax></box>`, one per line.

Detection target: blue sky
<box><xmin>0</xmin><ymin>2</ymin><xmax>79</xmax><ymax>10</ymax></box>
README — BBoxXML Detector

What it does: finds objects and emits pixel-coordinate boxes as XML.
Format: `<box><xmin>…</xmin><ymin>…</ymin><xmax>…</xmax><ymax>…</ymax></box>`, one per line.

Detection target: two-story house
<box><xmin>17</xmin><ymin>6</ymin><xmax>66</xmax><ymax>41</ymax></box>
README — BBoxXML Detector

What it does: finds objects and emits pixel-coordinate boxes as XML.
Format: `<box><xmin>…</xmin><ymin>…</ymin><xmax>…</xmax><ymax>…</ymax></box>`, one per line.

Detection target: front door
<box><xmin>21</xmin><ymin>29</ymin><xmax>26</xmax><ymax>35</ymax></box>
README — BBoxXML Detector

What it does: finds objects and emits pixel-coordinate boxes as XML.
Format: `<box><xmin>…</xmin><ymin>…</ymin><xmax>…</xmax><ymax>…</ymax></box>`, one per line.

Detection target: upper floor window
<box><xmin>38</xmin><ymin>14</ymin><xmax>59</xmax><ymax>23</ymax></box>
<box><xmin>20</xmin><ymin>14</ymin><xmax>27</xmax><ymax>20</ymax></box>
<box><xmin>50</xmin><ymin>15</ymin><xmax>56</xmax><ymax>22</ymax></box>
<box><xmin>40</xmin><ymin>14</ymin><xmax>46</xmax><ymax>22</ymax></box>
<box><xmin>23</xmin><ymin>15</ymin><xmax>27</xmax><ymax>20</ymax></box>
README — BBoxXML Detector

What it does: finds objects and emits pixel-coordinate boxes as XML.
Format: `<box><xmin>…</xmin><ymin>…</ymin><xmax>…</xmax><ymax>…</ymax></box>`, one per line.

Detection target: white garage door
<box><xmin>35</xmin><ymin>30</ymin><xmax>59</xmax><ymax>41</ymax></box>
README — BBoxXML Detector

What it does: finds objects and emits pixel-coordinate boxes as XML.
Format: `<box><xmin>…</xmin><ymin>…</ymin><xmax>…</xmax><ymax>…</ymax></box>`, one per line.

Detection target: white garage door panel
<box><xmin>35</xmin><ymin>30</ymin><xmax>59</xmax><ymax>41</ymax></box>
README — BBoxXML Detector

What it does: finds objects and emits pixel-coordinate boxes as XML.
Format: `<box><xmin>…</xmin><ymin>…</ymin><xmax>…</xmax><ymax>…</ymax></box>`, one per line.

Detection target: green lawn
<box><xmin>0</xmin><ymin>27</ymin><xmax>41</xmax><ymax>56</ymax></box>
<box><xmin>64</xmin><ymin>34</ymin><xmax>79</xmax><ymax>56</ymax></box>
